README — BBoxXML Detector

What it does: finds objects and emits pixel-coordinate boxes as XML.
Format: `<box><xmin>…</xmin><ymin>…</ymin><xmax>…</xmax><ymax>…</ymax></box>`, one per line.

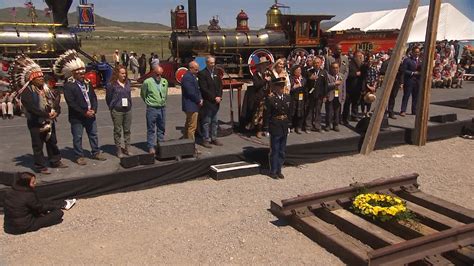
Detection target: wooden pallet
<box><xmin>270</xmin><ymin>173</ymin><xmax>474</xmax><ymax>265</ymax></box>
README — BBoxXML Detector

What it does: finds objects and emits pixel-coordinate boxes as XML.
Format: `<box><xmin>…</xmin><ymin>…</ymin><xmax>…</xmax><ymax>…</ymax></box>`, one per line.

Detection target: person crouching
<box><xmin>3</xmin><ymin>172</ymin><xmax>76</xmax><ymax>235</ymax></box>
<box><xmin>264</xmin><ymin>77</ymin><xmax>292</xmax><ymax>179</ymax></box>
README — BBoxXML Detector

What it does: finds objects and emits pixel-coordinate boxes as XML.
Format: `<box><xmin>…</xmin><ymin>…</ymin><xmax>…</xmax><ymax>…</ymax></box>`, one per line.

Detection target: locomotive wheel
<box><xmin>247</xmin><ymin>49</ymin><xmax>275</xmax><ymax>76</ymax></box>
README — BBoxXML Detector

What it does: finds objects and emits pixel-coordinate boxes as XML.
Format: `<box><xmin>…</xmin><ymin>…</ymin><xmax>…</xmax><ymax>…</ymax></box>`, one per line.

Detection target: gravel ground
<box><xmin>1</xmin><ymin>137</ymin><xmax>473</xmax><ymax>265</ymax></box>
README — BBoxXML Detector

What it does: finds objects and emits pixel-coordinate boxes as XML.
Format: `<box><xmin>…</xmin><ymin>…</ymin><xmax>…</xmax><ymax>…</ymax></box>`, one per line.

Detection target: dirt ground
<box><xmin>1</xmin><ymin>137</ymin><xmax>473</xmax><ymax>265</ymax></box>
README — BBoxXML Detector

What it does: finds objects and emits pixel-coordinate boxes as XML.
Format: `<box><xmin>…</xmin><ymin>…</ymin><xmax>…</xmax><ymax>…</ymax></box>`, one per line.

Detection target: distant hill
<box><xmin>0</xmin><ymin>7</ymin><xmax>170</xmax><ymax>31</ymax></box>
<box><xmin>321</xmin><ymin>21</ymin><xmax>340</xmax><ymax>31</ymax></box>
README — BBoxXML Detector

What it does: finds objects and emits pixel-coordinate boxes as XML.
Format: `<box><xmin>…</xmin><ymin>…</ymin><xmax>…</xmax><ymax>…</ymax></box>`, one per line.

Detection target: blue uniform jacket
<box><xmin>181</xmin><ymin>71</ymin><xmax>202</xmax><ymax>113</ymax></box>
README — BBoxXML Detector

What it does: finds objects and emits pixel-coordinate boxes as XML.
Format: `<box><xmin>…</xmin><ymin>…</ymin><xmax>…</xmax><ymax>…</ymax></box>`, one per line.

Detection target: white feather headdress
<box><xmin>53</xmin><ymin>49</ymin><xmax>86</xmax><ymax>78</ymax></box>
<box><xmin>8</xmin><ymin>55</ymin><xmax>43</xmax><ymax>91</ymax></box>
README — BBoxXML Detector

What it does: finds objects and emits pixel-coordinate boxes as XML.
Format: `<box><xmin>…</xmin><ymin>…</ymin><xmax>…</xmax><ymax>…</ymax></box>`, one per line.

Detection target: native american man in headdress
<box><xmin>10</xmin><ymin>55</ymin><xmax>67</xmax><ymax>174</ymax></box>
<box><xmin>54</xmin><ymin>50</ymin><xmax>106</xmax><ymax>165</ymax></box>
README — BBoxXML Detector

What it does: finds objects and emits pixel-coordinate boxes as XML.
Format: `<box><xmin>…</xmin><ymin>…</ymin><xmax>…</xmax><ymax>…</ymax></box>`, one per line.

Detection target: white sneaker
<box><xmin>63</xmin><ymin>199</ymin><xmax>77</xmax><ymax>210</ymax></box>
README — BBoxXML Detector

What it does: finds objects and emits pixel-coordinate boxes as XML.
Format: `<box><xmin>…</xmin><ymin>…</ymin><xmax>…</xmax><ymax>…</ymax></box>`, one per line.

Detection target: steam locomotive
<box><xmin>168</xmin><ymin>0</ymin><xmax>335</xmax><ymax>78</ymax></box>
<box><xmin>0</xmin><ymin>0</ymin><xmax>100</xmax><ymax>86</ymax></box>
<box><xmin>167</xmin><ymin>0</ymin><xmax>398</xmax><ymax>82</ymax></box>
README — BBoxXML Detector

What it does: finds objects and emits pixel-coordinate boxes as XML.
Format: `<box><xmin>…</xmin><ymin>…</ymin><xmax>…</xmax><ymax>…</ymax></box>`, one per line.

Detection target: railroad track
<box><xmin>270</xmin><ymin>173</ymin><xmax>474</xmax><ymax>265</ymax></box>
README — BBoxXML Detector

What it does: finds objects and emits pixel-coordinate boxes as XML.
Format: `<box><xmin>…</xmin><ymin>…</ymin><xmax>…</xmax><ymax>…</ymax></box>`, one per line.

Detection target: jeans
<box><xmin>29</xmin><ymin>123</ymin><xmax>61</xmax><ymax>169</ymax></box>
<box><xmin>184</xmin><ymin>112</ymin><xmax>198</xmax><ymax>141</ymax></box>
<box><xmin>202</xmin><ymin>108</ymin><xmax>219</xmax><ymax>141</ymax></box>
<box><xmin>110</xmin><ymin>109</ymin><xmax>132</xmax><ymax>146</ymax></box>
<box><xmin>146</xmin><ymin>106</ymin><xmax>166</xmax><ymax>149</ymax></box>
<box><xmin>71</xmin><ymin>119</ymin><xmax>100</xmax><ymax>158</ymax></box>
<box><xmin>269</xmin><ymin>134</ymin><xmax>287</xmax><ymax>174</ymax></box>
<box><xmin>401</xmin><ymin>82</ymin><xmax>419</xmax><ymax>114</ymax></box>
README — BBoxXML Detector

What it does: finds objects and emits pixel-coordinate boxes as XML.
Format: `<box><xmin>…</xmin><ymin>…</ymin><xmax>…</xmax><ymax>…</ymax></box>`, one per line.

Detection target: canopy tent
<box><xmin>328</xmin><ymin>3</ymin><xmax>474</xmax><ymax>43</ymax></box>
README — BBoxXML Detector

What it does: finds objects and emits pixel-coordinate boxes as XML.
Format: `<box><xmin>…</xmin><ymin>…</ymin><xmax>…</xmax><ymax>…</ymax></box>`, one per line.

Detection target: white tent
<box><xmin>328</xmin><ymin>3</ymin><xmax>474</xmax><ymax>43</ymax></box>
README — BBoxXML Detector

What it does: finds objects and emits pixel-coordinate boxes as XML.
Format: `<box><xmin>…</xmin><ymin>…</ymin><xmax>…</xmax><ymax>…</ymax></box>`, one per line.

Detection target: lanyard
<box><xmin>77</xmin><ymin>81</ymin><xmax>91</xmax><ymax>110</ymax></box>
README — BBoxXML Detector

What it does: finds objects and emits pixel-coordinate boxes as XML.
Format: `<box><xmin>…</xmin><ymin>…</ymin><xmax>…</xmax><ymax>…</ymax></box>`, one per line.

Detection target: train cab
<box><xmin>281</xmin><ymin>14</ymin><xmax>334</xmax><ymax>48</ymax></box>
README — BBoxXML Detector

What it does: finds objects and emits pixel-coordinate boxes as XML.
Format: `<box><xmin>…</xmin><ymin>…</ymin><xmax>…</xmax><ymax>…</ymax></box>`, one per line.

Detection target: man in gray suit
<box><xmin>324</xmin><ymin>44</ymin><xmax>349</xmax><ymax>78</ymax></box>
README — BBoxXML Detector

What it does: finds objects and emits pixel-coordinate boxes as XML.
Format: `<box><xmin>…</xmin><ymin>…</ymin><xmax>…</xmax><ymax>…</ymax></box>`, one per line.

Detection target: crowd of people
<box><xmin>93</xmin><ymin>50</ymin><xmax>161</xmax><ymax>81</ymax></box>
<box><xmin>1</xmin><ymin>42</ymin><xmax>473</xmax><ymax>234</ymax></box>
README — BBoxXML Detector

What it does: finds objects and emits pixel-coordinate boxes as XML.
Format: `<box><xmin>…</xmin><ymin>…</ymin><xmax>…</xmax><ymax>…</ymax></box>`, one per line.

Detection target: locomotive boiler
<box><xmin>0</xmin><ymin>24</ymin><xmax>79</xmax><ymax>59</ymax></box>
<box><xmin>169</xmin><ymin>0</ymin><xmax>334</xmax><ymax>78</ymax></box>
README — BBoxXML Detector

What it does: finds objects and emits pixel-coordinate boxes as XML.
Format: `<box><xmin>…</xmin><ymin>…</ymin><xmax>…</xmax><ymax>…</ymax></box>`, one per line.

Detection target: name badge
<box><xmin>335</xmin><ymin>89</ymin><xmax>339</xmax><ymax>98</ymax></box>
<box><xmin>122</xmin><ymin>98</ymin><xmax>128</xmax><ymax>107</ymax></box>
<box><xmin>298</xmin><ymin>93</ymin><xmax>304</xmax><ymax>101</ymax></box>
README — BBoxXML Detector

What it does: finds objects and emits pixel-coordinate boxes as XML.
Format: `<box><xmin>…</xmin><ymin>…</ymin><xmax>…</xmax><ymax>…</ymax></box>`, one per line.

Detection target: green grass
<box><xmin>80</xmin><ymin>38</ymin><xmax>171</xmax><ymax>62</ymax></box>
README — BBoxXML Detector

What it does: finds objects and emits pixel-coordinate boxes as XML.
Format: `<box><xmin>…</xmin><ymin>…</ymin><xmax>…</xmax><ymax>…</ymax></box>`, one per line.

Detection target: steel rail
<box><xmin>272</xmin><ymin>173</ymin><xmax>419</xmax><ymax>216</ymax></box>
<box><xmin>367</xmin><ymin>223</ymin><xmax>474</xmax><ymax>265</ymax></box>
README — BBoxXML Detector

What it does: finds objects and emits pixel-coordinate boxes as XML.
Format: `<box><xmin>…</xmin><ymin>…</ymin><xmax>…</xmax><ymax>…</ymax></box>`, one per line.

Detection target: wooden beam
<box><xmin>414</xmin><ymin>0</ymin><xmax>442</xmax><ymax>146</ymax></box>
<box><xmin>360</xmin><ymin>0</ymin><xmax>420</xmax><ymax>155</ymax></box>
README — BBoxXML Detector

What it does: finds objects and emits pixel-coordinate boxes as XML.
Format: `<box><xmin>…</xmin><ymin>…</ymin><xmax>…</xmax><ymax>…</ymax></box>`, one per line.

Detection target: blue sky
<box><xmin>1</xmin><ymin>0</ymin><xmax>473</xmax><ymax>28</ymax></box>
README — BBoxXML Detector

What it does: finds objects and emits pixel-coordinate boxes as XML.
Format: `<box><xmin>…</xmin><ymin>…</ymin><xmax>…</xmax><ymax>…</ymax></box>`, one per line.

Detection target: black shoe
<box><xmin>268</xmin><ymin>173</ymin><xmax>279</xmax><ymax>179</ymax></box>
<box><xmin>211</xmin><ymin>139</ymin><xmax>223</xmax><ymax>146</ymax></box>
<box><xmin>51</xmin><ymin>161</ymin><xmax>68</xmax><ymax>168</ymax></box>
<box><xmin>35</xmin><ymin>167</ymin><xmax>51</xmax><ymax>175</ymax></box>
<box><xmin>295</xmin><ymin>129</ymin><xmax>301</xmax><ymax>134</ymax></box>
<box><xmin>311</xmin><ymin>127</ymin><xmax>321</xmax><ymax>132</ymax></box>
<box><xmin>201</xmin><ymin>141</ymin><xmax>212</xmax><ymax>149</ymax></box>
<box><xmin>322</xmin><ymin>126</ymin><xmax>330</xmax><ymax>132</ymax></box>
<box><xmin>388</xmin><ymin>113</ymin><xmax>397</xmax><ymax>119</ymax></box>
<box><xmin>333</xmin><ymin>126</ymin><xmax>340</xmax><ymax>132</ymax></box>
<box><xmin>277</xmin><ymin>173</ymin><xmax>285</xmax><ymax>179</ymax></box>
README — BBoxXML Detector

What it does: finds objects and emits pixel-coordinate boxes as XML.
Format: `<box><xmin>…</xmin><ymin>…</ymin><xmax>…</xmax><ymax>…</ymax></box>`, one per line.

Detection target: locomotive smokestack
<box><xmin>188</xmin><ymin>0</ymin><xmax>198</xmax><ymax>30</ymax></box>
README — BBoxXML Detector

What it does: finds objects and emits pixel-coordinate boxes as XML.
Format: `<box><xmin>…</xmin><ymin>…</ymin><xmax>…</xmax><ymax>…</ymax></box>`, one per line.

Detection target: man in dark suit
<box><xmin>305</xmin><ymin>56</ymin><xmax>329</xmax><ymax>132</ymax></box>
<box><xmin>63</xmin><ymin>66</ymin><xmax>106</xmax><ymax>165</ymax></box>
<box><xmin>181</xmin><ymin>61</ymin><xmax>203</xmax><ymax>141</ymax></box>
<box><xmin>324</xmin><ymin>44</ymin><xmax>349</xmax><ymax>77</ymax></box>
<box><xmin>121</xmin><ymin>50</ymin><xmax>130</xmax><ymax>68</ymax></box>
<box><xmin>264</xmin><ymin>77</ymin><xmax>292</xmax><ymax>179</ymax></box>
<box><xmin>198</xmin><ymin>56</ymin><xmax>223</xmax><ymax>148</ymax></box>
<box><xmin>343</xmin><ymin>50</ymin><xmax>366</xmax><ymax>124</ymax></box>
<box><xmin>400</xmin><ymin>46</ymin><xmax>421</xmax><ymax>116</ymax></box>
<box><xmin>380</xmin><ymin>49</ymin><xmax>404</xmax><ymax>119</ymax></box>
<box><xmin>325</xmin><ymin>62</ymin><xmax>346</xmax><ymax>132</ymax></box>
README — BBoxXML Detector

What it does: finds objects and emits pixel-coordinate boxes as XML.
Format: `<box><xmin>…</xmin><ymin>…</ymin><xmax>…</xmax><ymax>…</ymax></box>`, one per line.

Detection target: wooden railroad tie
<box><xmin>270</xmin><ymin>173</ymin><xmax>474</xmax><ymax>265</ymax></box>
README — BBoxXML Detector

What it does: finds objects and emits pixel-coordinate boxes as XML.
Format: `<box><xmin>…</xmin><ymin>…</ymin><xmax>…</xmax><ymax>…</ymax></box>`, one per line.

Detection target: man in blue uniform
<box><xmin>264</xmin><ymin>77</ymin><xmax>292</xmax><ymax>179</ymax></box>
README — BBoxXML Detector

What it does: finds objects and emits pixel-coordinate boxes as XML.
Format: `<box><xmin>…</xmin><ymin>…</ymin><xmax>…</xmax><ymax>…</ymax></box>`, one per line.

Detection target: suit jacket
<box><xmin>63</xmin><ymin>80</ymin><xmax>98</xmax><ymax>123</ymax></box>
<box><xmin>346</xmin><ymin>59</ymin><xmax>367</xmax><ymax>93</ymax></box>
<box><xmin>264</xmin><ymin>94</ymin><xmax>292</xmax><ymax>136</ymax></box>
<box><xmin>327</xmin><ymin>73</ymin><xmax>346</xmax><ymax>104</ymax></box>
<box><xmin>402</xmin><ymin>56</ymin><xmax>421</xmax><ymax>87</ymax></box>
<box><xmin>325</xmin><ymin>55</ymin><xmax>349</xmax><ymax>77</ymax></box>
<box><xmin>181</xmin><ymin>71</ymin><xmax>202</xmax><ymax>113</ymax></box>
<box><xmin>21</xmin><ymin>85</ymin><xmax>61</xmax><ymax>128</ymax></box>
<box><xmin>198</xmin><ymin>68</ymin><xmax>223</xmax><ymax>112</ymax></box>
<box><xmin>310</xmin><ymin>68</ymin><xmax>329</xmax><ymax>98</ymax></box>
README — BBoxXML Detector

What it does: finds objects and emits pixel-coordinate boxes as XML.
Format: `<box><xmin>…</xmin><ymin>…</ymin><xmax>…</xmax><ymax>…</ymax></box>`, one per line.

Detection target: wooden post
<box><xmin>360</xmin><ymin>0</ymin><xmax>420</xmax><ymax>155</ymax></box>
<box><xmin>414</xmin><ymin>0</ymin><xmax>442</xmax><ymax>146</ymax></box>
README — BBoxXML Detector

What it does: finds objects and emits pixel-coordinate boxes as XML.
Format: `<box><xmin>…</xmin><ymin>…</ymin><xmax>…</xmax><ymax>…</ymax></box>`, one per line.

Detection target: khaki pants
<box><xmin>184</xmin><ymin>112</ymin><xmax>198</xmax><ymax>140</ymax></box>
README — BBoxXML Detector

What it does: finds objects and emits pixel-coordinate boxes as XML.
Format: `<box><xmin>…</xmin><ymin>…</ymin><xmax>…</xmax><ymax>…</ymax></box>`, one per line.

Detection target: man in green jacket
<box><xmin>140</xmin><ymin>63</ymin><xmax>168</xmax><ymax>154</ymax></box>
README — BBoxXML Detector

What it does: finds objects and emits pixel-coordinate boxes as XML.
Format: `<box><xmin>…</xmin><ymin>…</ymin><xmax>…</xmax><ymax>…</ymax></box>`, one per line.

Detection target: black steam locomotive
<box><xmin>168</xmin><ymin>0</ymin><xmax>334</xmax><ymax>77</ymax></box>
<box><xmin>0</xmin><ymin>0</ymin><xmax>96</xmax><ymax>79</ymax></box>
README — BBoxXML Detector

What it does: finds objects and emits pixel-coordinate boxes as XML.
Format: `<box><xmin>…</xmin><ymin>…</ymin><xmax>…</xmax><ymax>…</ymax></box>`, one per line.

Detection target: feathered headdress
<box><xmin>53</xmin><ymin>49</ymin><xmax>85</xmax><ymax>78</ymax></box>
<box><xmin>8</xmin><ymin>54</ymin><xmax>44</xmax><ymax>92</ymax></box>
